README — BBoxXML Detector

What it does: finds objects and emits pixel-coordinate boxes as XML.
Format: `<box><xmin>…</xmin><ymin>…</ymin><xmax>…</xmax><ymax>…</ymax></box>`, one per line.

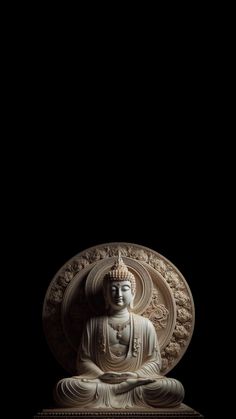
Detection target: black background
<box><xmin>5</xmin><ymin>11</ymin><xmax>231</xmax><ymax>418</ymax></box>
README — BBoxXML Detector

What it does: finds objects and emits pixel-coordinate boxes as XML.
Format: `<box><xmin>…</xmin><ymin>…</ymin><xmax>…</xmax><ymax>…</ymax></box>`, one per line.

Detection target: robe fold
<box><xmin>54</xmin><ymin>314</ymin><xmax>184</xmax><ymax>408</ymax></box>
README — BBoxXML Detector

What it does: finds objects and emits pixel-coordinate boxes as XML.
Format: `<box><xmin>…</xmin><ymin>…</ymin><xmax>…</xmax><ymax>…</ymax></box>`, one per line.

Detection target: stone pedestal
<box><xmin>33</xmin><ymin>403</ymin><xmax>203</xmax><ymax>418</ymax></box>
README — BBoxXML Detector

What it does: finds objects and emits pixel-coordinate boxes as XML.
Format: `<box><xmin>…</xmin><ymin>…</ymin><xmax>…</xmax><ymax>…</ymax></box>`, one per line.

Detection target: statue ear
<box><xmin>130</xmin><ymin>295</ymin><xmax>135</xmax><ymax>310</ymax></box>
<box><xmin>103</xmin><ymin>284</ymin><xmax>109</xmax><ymax>309</ymax></box>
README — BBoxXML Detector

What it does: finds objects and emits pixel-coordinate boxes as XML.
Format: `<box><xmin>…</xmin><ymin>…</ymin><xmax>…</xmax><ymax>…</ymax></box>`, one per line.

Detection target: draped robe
<box><xmin>54</xmin><ymin>314</ymin><xmax>184</xmax><ymax>408</ymax></box>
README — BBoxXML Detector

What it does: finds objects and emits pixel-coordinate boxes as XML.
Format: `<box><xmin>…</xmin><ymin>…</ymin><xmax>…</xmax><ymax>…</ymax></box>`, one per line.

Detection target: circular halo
<box><xmin>85</xmin><ymin>256</ymin><xmax>153</xmax><ymax>314</ymax></box>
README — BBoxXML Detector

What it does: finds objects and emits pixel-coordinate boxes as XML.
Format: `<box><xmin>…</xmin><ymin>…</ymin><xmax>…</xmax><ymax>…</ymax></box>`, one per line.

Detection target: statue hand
<box><xmin>121</xmin><ymin>372</ymin><xmax>138</xmax><ymax>378</ymax></box>
<box><xmin>100</xmin><ymin>372</ymin><xmax>121</xmax><ymax>378</ymax></box>
<box><xmin>114</xmin><ymin>377</ymin><xmax>156</xmax><ymax>395</ymax></box>
<box><xmin>100</xmin><ymin>372</ymin><xmax>135</xmax><ymax>384</ymax></box>
<box><xmin>100</xmin><ymin>372</ymin><xmax>137</xmax><ymax>379</ymax></box>
<box><xmin>127</xmin><ymin>377</ymin><xmax>155</xmax><ymax>385</ymax></box>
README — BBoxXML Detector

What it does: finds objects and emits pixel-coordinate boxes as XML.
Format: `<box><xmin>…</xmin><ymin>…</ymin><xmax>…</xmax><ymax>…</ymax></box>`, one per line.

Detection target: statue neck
<box><xmin>108</xmin><ymin>308</ymin><xmax>130</xmax><ymax>320</ymax></box>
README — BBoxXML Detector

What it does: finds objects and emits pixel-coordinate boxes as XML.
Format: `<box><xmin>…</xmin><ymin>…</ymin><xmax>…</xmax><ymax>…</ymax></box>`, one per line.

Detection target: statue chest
<box><xmin>108</xmin><ymin>324</ymin><xmax>131</xmax><ymax>346</ymax></box>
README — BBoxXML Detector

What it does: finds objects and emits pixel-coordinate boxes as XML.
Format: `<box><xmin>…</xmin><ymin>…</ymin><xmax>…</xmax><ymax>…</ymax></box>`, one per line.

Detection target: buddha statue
<box><xmin>54</xmin><ymin>255</ymin><xmax>185</xmax><ymax>409</ymax></box>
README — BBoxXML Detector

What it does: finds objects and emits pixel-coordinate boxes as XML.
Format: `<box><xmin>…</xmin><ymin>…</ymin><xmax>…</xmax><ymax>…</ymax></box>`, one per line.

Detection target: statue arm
<box><xmin>135</xmin><ymin>320</ymin><xmax>162</xmax><ymax>378</ymax></box>
<box><xmin>135</xmin><ymin>354</ymin><xmax>161</xmax><ymax>378</ymax></box>
<box><xmin>76</xmin><ymin>320</ymin><xmax>103</xmax><ymax>378</ymax></box>
<box><xmin>76</xmin><ymin>358</ymin><xmax>103</xmax><ymax>377</ymax></box>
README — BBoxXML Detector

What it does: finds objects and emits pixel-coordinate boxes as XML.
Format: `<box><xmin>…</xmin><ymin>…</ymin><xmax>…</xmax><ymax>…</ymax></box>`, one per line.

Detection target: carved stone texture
<box><xmin>43</xmin><ymin>243</ymin><xmax>194</xmax><ymax>376</ymax></box>
<box><xmin>34</xmin><ymin>403</ymin><xmax>204</xmax><ymax>418</ymax></box>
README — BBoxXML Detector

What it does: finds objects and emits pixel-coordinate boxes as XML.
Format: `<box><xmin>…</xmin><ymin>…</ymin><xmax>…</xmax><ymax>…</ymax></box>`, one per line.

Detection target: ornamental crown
<box><xmin>105</xmin><ymin>253</ymin><xmax>136</xmax><ymax>293</ymax></box>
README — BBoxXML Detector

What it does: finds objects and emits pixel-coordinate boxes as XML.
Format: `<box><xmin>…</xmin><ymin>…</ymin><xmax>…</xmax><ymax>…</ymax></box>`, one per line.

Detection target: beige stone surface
<box><xmin>43</xmin><ymin>243</ymin><xmax>194</xmax><ymax>377</ymax></box>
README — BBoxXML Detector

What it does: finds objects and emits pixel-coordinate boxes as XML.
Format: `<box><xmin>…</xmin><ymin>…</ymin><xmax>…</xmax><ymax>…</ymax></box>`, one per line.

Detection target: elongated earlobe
<box><xmin>130</xmin><ymin>295</ymin><xmax>135</xmax><ymax>310</ymax></box>
<box><xmin>103</xmin><ymin>285</ymin><xmax>110</xmax><ymax>310</ymax></box>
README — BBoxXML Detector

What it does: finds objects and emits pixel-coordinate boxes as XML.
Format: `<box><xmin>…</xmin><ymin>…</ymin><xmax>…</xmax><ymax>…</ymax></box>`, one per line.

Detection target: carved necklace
<box><xmin>108</xmin><ymin>317</ymin><xmax>130</xmax><ymax>339</ymax></box>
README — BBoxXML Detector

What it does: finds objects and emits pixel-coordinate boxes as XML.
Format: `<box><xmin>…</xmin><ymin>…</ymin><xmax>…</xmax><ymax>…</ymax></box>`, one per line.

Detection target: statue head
<box><xmin>103</xmin><ymin>254</ymin><xmax>136</xmax><ymax>311</ymax></box>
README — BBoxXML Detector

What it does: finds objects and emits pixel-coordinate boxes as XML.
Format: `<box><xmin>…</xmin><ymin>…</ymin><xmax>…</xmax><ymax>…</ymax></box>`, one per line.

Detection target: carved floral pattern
<box><xmin>143</xmin><ymin>289</ymin><xmax>169</xmax><ymax>330</ymax></box>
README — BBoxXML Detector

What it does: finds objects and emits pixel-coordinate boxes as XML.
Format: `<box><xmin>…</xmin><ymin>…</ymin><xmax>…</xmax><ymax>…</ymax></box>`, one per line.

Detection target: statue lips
<box><xmin>114</xmin><ymin>298</ymin><xmax>124</xmax><ymax>305</ymax></box>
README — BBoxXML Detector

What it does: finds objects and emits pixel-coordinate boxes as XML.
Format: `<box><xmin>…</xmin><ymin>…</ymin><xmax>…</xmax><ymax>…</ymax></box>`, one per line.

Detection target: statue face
<box><xmin>107</xmin><ymin>280</ymin><xmax>133</xmax><ymax>310</ymax></box>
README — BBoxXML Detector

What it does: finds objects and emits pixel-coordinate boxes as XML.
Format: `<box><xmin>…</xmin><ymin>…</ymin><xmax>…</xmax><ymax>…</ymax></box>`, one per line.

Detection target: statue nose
<box><xmin>117</xmin><ymin>288</ymin><xmax>122</xmax><ymax>297</ymax></box>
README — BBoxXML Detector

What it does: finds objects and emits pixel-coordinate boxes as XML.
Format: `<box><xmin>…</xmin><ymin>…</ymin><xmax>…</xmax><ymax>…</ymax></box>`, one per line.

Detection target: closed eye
<box><xmin>122</xmin><ymin>285</ymin><xmax>131</xmax><ymax>291</ymax></box>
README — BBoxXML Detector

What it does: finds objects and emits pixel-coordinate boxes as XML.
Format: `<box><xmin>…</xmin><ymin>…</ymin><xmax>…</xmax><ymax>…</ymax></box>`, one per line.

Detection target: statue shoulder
<box><xmin>132</xmin><ymin>313</ymin><xmax>155</xmax><ymax>330</ymax></box>
<box><xmin>85</xmin><ymin>315</ymin><xmax>106</xmax><ymax>329</ymax></box>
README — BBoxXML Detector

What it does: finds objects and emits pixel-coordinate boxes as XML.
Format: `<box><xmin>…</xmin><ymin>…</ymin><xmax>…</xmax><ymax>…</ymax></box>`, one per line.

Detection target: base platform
<box><xmin>33</xmin><ymin>404</ymin><xmax>203</xmax><ymax>418</ymax></box>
